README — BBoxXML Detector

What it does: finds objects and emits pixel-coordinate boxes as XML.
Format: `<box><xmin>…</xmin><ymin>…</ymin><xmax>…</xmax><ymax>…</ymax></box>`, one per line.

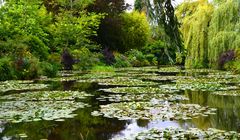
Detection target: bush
<box><xmin>113</xmin><ymin>53</ymin><xmax>131</xmax><ymax>68</ymax></box>
<box><xmin>40</xmin><ymin>61</ymin><xmax>59</xmax><ymax>78</ymax></box>
<box><xmin>218</xmin><ymin>50</ymin><xmax>235</xmax><ymax>69</ymax></box>
<box><xmin>0</xmin><ymin>57</ymin><xmax>15</xmax><ymax>81</ymax></box>
<box><xmin>72</xmin><ymin>47</ymin><xmax>103</xmax><ymax>71</ymax></box>
<box><xmin>13</xmin><ymin>56</ymin><xmax>41</xmax><ymax>80</ymax></box>
<box><xmin>145</xmin><ymin>54</ymin><xmax>158</xmax><ymax>66</ymax></box>
<box><xmin>224</xmin><ymin>49</ymin><xmax>240</xmax><ymax>73</ymax></box>
<box><xmin>126</xmin><ymin>49</ymin><xmax>150</xmax><ymax>67</ymax></box>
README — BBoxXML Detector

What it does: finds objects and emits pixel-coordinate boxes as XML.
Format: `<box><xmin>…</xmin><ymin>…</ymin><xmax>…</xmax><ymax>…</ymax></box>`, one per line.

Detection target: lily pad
<box><xmin>93</xmin><ymin>101</ymin><xmax>216</xmax><ymax>121</ymax></box>
<box><xmin>0</xmin><ymin>91</ymin><xmax>92</xmax><ymax>101</ymax></box>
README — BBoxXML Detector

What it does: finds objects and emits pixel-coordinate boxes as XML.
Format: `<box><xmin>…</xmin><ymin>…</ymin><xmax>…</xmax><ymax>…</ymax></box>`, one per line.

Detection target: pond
<box><xmin>0</xmin><ymin>66</ymin><xmax>240</xmax><ymax>139</ymax></box>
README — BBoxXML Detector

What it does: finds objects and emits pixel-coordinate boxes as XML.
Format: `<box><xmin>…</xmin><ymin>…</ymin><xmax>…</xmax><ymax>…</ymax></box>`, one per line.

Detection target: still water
<box><xmin>0</xmin><ymin>67</ymin><xmax>240</xmax><ymax>140</ymax></box>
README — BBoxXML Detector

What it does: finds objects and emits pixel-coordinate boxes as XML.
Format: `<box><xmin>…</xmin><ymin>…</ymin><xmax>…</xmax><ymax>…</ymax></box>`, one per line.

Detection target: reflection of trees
<box><xmin>185</xmin><ymin>90</ymin><xmax>240</xmax><ymax>131</ymax></box>
<box><xmin>184</xmin><ymin>90</ymin><xmax>209</xmax><ymax>106</ymax></box>
<box><xmin>137</xmin><ymin>119</ymin><xmax>149</xmax><ymax>127</ymax></box>
<box><xmin>1</xmin><ymin>108</ymin><xmax>126</xmax><ymax>140</ymax></box>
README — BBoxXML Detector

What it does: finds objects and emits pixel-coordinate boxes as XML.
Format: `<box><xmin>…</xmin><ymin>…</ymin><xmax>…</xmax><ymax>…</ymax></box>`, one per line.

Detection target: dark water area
<box><xmin>0</xmin><ymin>67</ymin><xmax>240</xmax><ymax>140</ymax></box>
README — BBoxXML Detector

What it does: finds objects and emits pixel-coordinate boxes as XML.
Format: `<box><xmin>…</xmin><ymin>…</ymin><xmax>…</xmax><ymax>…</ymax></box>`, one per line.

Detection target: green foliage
<box><xmin>90</xmin><ymin>65</ymin><xmax>115</xmax><ymax>73</ymax></box>
<box><xmin>126</xmin><ymin>49</ymin><xmax>150</xmax><ymax>67</ymax></box>
<box><xmin>40</xmin><ymin>61</ymin><xmax>59</xmax><ymax>78</ymax></box>
<box><xmin>49</xmin><ymin>11</ymin><xmax>103</xmax><ymax>50</ymax></box>
<box><xmin>143</xmin><ymin>39</ymin><xmax>172</xmax><ymax>65</ymax></box>
<box><xmin>0</xmin><ymin>57</ymin><xmax>15</xmax><ymax>81</ymax></box>
<box><xmin>208</xmin><ymin>0</ymin><xmax>240</xmax><ymax>68</ymax></box>
<box><xmin>224</xmin><ymin>49</ymin><xmax>240</xmax><ymax>74</ymax></box>
<box><xmin>119</xmin><ymin>11</ymin><xmax>150</xmax><ymax>52</ymax></box>
<box><xmin>14</xmin><ymin>56</ymin><xmax>41</xmax><ymax>80</ymax></box>
<box><xmin>134</xmin><ymin>0</ymin><xmax>144</xmax><ymax>12</ymax></box>
<box><xmin>177</xmin><ymin>0</ymin><xmax>239</xmax><ymax>69</ymax></box>
<box><xmin>0</xmin><ymin>0</ymin><xmax>104</xmax><ymax>80</ymax></box>
<box><xmin>72</xmin><ymin>47</ymin><xmax>103</xmax><ymax>71</ymax></box>
<box><xmin>176</xmin><ymin>0</ymin><xmax>214</xmax><ymax>68</ymax></box>
<box><xmin>113</xmin><ymin>53</ymin><xmax>131</xmax><ymax>68</ymax></box>
<box><xmin>144</xmin><ymin>0</ymin><xmax>184</xmax><ymax>63</ymax></box>
<box><xmin>0</xmin><ymin>1</ymin><xmax>51</xmax><ymax>59</ymax></box>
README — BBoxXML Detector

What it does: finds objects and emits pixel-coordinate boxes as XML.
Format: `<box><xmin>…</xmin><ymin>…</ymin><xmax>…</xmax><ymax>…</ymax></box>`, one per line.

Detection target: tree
<box><xmin>48</xmin><ymin>10</ymin><xmax>103</xmax><ymax>51</ymax></box>
<box><xmin>208</xmin><ymin>0</ymin><xmax>240</xmax><ymax>68</ymax></box>
<box><xmin>86</xmin><ymin>0</ymin><xmax>129</xmax><ymax>51</ymax></box>
<box><xmin>119</xmin><ymin>11</ymin><xmax>150</xmax><ymax>52</ymax></box>
<box><xmin>176</xmin><ymin>0</ymin><xmax>239</xmax><ymax>69</ymax></box>
<box><xmin>176</xmin><ymin>0</ymin><xmax>214</xmax><ymax>68</ymax></box>
<box><xmin>138</xmin><ymin>0</ymin><xmax>184</xmax><ymax>64</ymax></box>
<box><xmin>0</xmin><ymin>0</ymin><xmax>51</xmax><ymax>60</ymax></box>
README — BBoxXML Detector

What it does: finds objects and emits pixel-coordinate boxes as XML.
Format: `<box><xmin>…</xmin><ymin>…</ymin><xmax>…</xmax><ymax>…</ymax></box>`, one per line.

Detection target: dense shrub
<box><xmin>41</xmin><ymin>62</ymin><xmax>59</xmax><ymax>78</ymax></box>
<box><xmin>218</xmin><ymin>50</ymin><xmax>235</xmax><ymax>69</ymax></box>
<box><xmin>224</xmin><ymin>49</ymin><xmax>240</xmax><ymax>73</ymax></box>
<box><xmin>113</xmin><ymin>53</ymin><xmax>131</xmax><ymax>68</ymax></box>
<box><xmin>72</xmin><ymin>47</ymin><xmax>103</xmax><ymax>71</ymax></box>
<box><xmin>126</xmin><ymin>49</ymin><xmax>150</xmax><ymax>67</ymax></box>
<box><xmin>119</xmin><ymin>11</ymin><xmax>151</xmax><ymax>52</ymax></box>
<box><xmin>0</xmin><ymin>57</ymin><xmax>15</xmax><ymax>81</ymax></box>
<box><xmin>13</xmin><ymin>56</ymin><xmax>41</xmax><ymax>80</ymax></box>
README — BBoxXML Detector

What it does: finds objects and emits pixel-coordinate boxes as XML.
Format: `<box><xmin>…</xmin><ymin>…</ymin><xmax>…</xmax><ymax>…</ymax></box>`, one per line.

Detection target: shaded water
<box><xmin>0</xmin><ymin>66</ymin><xmax>240</xmax><ymax>139</ymax></box>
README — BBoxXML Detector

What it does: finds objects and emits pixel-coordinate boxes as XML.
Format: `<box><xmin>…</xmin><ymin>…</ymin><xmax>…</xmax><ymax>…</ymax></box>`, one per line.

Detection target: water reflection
<box><xmin>185</xmin><ymin>90</ymin><xmax>240</xmax><ymax>132</ymax></box>
<box><xmin>111</xmin><ymin>120</ymin><xmax>181</xmax><ymax>139</ymax></box>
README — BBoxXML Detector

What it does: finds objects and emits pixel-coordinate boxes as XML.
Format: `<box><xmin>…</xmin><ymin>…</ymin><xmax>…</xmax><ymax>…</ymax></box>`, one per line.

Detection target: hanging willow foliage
<box><xmin>176</xmin><ymin>0</ymin><xmax>239</xmax><ymax>69</ymax></box>
<box><xmin>176</xmin><ymin>0</ymin><xmax>214</xmax><ymax>68</ymax></box>
<box><xmin>208</xmin><ymin>0</ymin><xmax>240</xmax><ymax>68</ymax></box>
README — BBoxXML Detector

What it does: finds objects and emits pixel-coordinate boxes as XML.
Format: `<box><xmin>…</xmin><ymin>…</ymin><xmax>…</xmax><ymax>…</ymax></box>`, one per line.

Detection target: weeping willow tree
<box><xmin>135</xmin><ymin>0</ymin><xmax>184</xmax><ymax>64</ymax></box>
<box><xmin>176</xmin><ymin>0</ymin><xmax>214</xmax><ymax>68</ymax></box>
<box><xmin>208</xmin><ymin>0</ymin><xmax>240</xmax><ymax>68</ymax></box>
<box><xmin>176</xmin><ymin>0</ymin><xmax>239</xmax><ymax>69</ymax></box>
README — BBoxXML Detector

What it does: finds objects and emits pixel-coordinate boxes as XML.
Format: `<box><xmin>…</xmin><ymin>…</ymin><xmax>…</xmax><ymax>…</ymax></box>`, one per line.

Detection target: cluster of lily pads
<box><xmin>141</xmin><ymin>75</ymin><xmax>190</xmax><ymax>82</ymax></box>
<box><xmin>113</xmin><ymin>127</ymin><xmax>240</xmax><ymax>140</ymax></box>
<box><xmin>0</xmin><ymin>90</ymin><xmax>92</xmax><ymax>123</ymax></box>
<box><xmin>0</xmin><ymin>101</ymin><xmax>88</xmax><ymax>123</ymax></box>
<box><xmin>0</xmin><ymin>81</ymin><xmax>48</xmax><ymax>92</ymax></box>
<box><xmin>92</xmin><ymin>101</ymin><xmax>216</xmax><ymax>121</ymax></box>
<box><xmin>159</xmin><ymin>83</ymin><xmax>238</xmax><ymax>92</ymax></box>
<box><xmin>100</xmin><ymin>86</ymin><xmax>180</xmax><ymax>94</ymax></box>
<box><xmin>211</xmin><ymin>90</ymin><xmax>240</xmax><ymax>96</ymax></box>
<box><xmin>78</xmin><ymin>77</ymin><xmax>158</xmax><ymax>87</ymax></box>
<box><xmin>0</xmin><ymin>91</ymin><xmax>92</xmax><ymax>101</ymax></box>
<box><xmin>97</xmin><ymin>93</ymin><xmax>188</xmax><ymax>102</ymax></box>
<box><xmin>175</xmin><ymin>76</ymin><xmax>240</xmax><ymax>85</ymax></box>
